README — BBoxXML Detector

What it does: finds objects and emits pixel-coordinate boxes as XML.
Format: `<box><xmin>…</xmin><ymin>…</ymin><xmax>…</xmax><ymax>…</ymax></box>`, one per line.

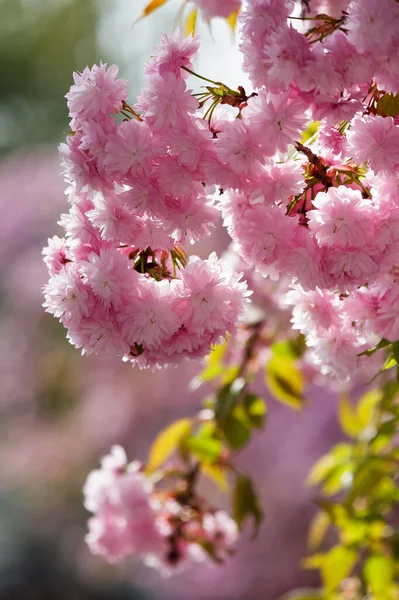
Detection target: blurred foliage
<box><xmin>302</xmin><ymin>381</ymin><xmax>399</xmax><ymax>600</ymax></box>
<box><xmin>0</xmin><ymin>0</ymin><xmax>98</xmax><ymax>155</ymax></box>
<box><xmin>145</xmin><ymin>327</ymin><xmax>399</xmax><ymax>596</ymax></box>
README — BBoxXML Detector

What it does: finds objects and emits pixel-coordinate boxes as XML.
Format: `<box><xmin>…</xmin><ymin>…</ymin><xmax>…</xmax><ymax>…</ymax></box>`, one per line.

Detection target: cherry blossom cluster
<box><xmin>216</xmin><ymin>0</ymin><xmax>399</xmax><ymax>381</ymax></box>
<box><xmin>84</xmin><ymin>446</ymin><xmax>237</xmax><ymax>574</ymax></box>
<box><xmin>44</xmin><ymin>0</ymin><xmax>399</xmax><ymax>383</ymax></box>
<box><xmin>43</xmin><ymin>35</ymin><xmax>249</xmax><ymax>368</ymax></box>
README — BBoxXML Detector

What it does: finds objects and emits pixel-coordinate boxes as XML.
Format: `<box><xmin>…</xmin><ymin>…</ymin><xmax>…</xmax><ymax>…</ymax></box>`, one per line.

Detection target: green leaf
<box><xmin>221</xmin><ymin>365</ymin><xmax>241</xmax><ymax>385</ymax></box>
<box><xmin>184</xmin><ymin>8</ymin><xmax>197</xmax><ymax>36</ymax></box>
<box><xmin>338</xmin><ymin>393</ymin><xmax>361</xmax><ymax>438</ymax></box>
<box><xmin>271</xmin><ymin>340</ymin><xmax>298</xmax><ymax>360</ymax></box>
<box><xmin>185</xmin><ymin>434</ymin><xmax>223</xmax><ymax>464</ymax></box>
<box><xmin>222</xmin><ymin>405</ymin><xmax>252</xmax><ymax>450</ymax></box>
<box><xmin>201</xmin><ymin>463</ymin><xmax>228</xmax><ymax>491</ymax></box>
<box><xmin>340</xmin><ymin>519</ymin><xmax>369</xmax><ymax>545</ymax></box>
<box><xmin>382</xmin><ymin>354</ymin><xmax>397</xmax><ymax>371</ymax></box>
<box><xmin>307</xmin><ymin>443</ymin><xmax>353</xmax><ymax>486</ymax></box>
<box><xmin>377</xmin><ymin>93</ymin><xmax>399</xmax><ymax>118</ymax></box>
<box><xmin>358</xmin><ymin>338</ymin><xmax>391</xmax><ymax>357</ymax></box>
<box><xmin>300</xmin><ymin>121</ymin><xmax>320</xmax><ymax>143</ymax></box>
<box><xmin>348</xmin><ymin>459</ymin><xmax>385</xmax><ymax>502</ymax></box>
<box><xmin>243</xmin><ymin>394</ymin><xmax>267</xmax><ymax>429</ymax></box>
<box><xmin>266</xmin><ymin>357</ymin><xmax>304</xmax><ymax>410</ymax></box>
<box><xmin>364</xmin><ymin>553</ymin><xmax>394</xmax><ymax>594</ymax></box>
<box><xmin>232</xmin><ymin>475</ymin><xmax>263</xmax><ymax>537</ymax></box>
<box><xmin>375</xmin><ymin>418</ymin><xmax>397</xmax><ymax>439</ymax></box>
<box><xmin>321</xmin><ymin>546</ymin><xmax>357</xmax><ymax>591</ymax></box>
<box><xmin>368</xmin><ymin>353</ymin><xmax>398</xmax><ymax>384</ymax></box>
<box><xmin>146</xmin><ymin>418</ymin><xmax>192</xmax><ymax>473</ymax></box>
<box><xmin>308</xmin><ymin>511</ymin><xmax>331</xmax><ymax>551</ymax></box>
<box><xmin>199</xmin><ymin>340</ymin><xmax>228</xmax><ymax>382</ymax></box>
<box><xmin>356</xmin><ymin>388</ymin><xmax>382</xmax><ymax>429</ymax></box>
<box><xmin>321</xmin><ymin>462</ymin><xmax>355</xmax><ymax>496</ymax></box>
<box><xmin>214</xmin><ymin>378</ymin><xmax>245</xmax><ymax>425</ymax></box>
<box><xmin>392</xmin><ymin>340</ymin><xmax>399</xmax><ymax>363</ymax></box>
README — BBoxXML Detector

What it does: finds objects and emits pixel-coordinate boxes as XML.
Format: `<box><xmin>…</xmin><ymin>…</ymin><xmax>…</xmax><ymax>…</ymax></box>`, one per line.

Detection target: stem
<box><xmin>238</xmin><ymin>320</ymin><xmax>265</xmax><ymax>380</ymax></box>
<box><xmin>122</xmin><ymin>101</ymin><xmax>143</xmax><ymax>122</ymax></box>
<box><xmin>295</xmin><ymin>141</ymin><xmax>334</xmax><ymax>189</ymax></box>
<box><xmin>181</xmin><ymin>65</ymin><xmax>219</xmax><ymax>86</ymax></box>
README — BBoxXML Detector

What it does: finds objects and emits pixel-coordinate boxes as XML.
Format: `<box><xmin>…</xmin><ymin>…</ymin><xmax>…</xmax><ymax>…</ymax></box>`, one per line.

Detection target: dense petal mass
<box><xmin>46</xmin><ymin>2</ymin><xmax>399</xmax><ymax>395</ymax></box>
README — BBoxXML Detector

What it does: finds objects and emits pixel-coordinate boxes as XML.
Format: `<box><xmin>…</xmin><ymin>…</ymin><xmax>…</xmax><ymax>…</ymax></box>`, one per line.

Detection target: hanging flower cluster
<box><xmin>43</xmin><ymin>35</ymin><xmax>249</xmax><ymax>368</ymax></box>
<box><xmin>84</xmin><ymin>446</ymin><xmax>237</xmax><ymax>575</ymax></box>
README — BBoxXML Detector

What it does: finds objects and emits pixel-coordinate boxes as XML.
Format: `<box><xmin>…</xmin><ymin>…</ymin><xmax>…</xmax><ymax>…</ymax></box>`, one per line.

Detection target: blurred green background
<box><xmin>0</xmin><ymin>0</ymin><xmax>176</xmax><ymax>154</ymax></box>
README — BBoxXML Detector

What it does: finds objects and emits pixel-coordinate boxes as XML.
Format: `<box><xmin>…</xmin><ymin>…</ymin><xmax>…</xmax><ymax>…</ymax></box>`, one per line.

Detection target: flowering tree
<box><xmin>43</xmin><ymin>0</ymin><xmax>399</xmax><ymax>597</ymax></box>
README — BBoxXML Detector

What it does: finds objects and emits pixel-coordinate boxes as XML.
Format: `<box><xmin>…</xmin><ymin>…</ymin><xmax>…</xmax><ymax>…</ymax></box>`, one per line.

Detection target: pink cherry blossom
<box><xmin>66</xmin><ymin>63</ymin><xmax>128</xmax><ymax>130</ymax></box>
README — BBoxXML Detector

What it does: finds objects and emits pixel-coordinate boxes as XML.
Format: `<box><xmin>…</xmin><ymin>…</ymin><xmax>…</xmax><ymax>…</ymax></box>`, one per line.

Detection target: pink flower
<box><xmin>308</xmin><ymin>187</ymin><xmax>374</xmax><ymax>248</ymax></box>
<box><xmin>347</xmin><ymin>116</ymin><xmax>399</xmax><ymax>174</ymax></box>
<box><xmin>119</xmin><ymin>278</ymin><xmax>181</xmax><ymax>348</ymax></box>
<box><xmin>239</xmin><ymin>0</ymin><xmax>294</xmax><ymax>42</ymax></box>
<box><xmin>145</xmin><ymin>32</ymin><xmax>200</xmax><ymax>78</ymax></box>
<box><xmin>83</xmin><ymin>447</ymin><xmax>164</xmax><ymax>563</ymax></box>
<box><xmin>136</xmin><ymin>73</ymin><xmax>199</xmax><ymax>134</ymax></box>
<box><xmin>80</xmin><ymin>249</ymin><xmax>132</xmax><ymax>307</ymax></box>
<box><xmin>43</xmin><ymin>262</ymin><xmax>95</xmax><ymax>325</ymax></box>
<box><xmin>87</xmin><ymin>192</ymin><xmax>145</xmax><ymax>244</ymax></box>
<box><xmin>202</xmin><ymin>511</ymin><xmax>238</xmax><ymax>558</ymax></box>
<box><xmin>181</xmin><ymin>253</ymin><xmax>249</xmax><ymax>337</ymax></box>
<box><xmin>216</xmin><ymin>119</ymin><xmax>265</xmax><ymax>177</ymax></box>
<box><xmin>325</xmin><ymin>247</ymin><xmax>379</xmax><ymax>287</ymax></box>
<box><xmin>263</xmin><ymin>25</ymin><xmax>311</xmax><ymax>89</ymax></box>
<box><xmin>245</xmin><ymin>91</ymin><xmax>308</xmax><ymax>155</ymax></box>
<box><xmin>42</xmin><ymin>235</ymin><xmax>71</xmax><ymax>276</ymax></box>
<box><xmin>66</xmin><ymin>63</ymin><xmax>128</xmax><ymax>130</ymax></box>
<box><xmin>164</xmin><ymin>195</ymin><xmax>220</xmax><ymax>245</ymax></box>
<box><xmin>346</xmin><ymin>0</ymin><xmax>399</xmax><ymax>56</ymax></box>
<box><xmin>255</xmin><ymin>159</ymin><xmax>305</xmax><ymax>204</ymax></box>
<box><xmin>229</xmin><ymin>203</ymin><xmax>299</xmax><ymax>269</ymax></box>
<box><xmin>374</xmin><ymin>283</ymin><xmax>399</xmax><ymax>341</ymax></box>
<box><xmin>104</xmin><ymin>119</ymin><xmax>162</xmax><ymax>178</ymax></box>
<box><xmin>285</xmin><ymin>285</ymin><xmax>342</xmax><ymax>335</ymax></box>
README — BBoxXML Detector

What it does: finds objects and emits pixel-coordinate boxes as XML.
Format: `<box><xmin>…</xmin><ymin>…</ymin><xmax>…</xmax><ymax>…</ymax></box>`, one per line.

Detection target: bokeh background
<box><xmin>0</xmin><ymin>1</ymin><xmax>343</xmax><ymax>598</ymax></box>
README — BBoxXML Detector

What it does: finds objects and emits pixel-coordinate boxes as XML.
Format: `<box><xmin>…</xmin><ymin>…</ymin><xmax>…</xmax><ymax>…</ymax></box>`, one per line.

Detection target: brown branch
<box><xmin>295</xmin><ymin>142</ymin><xmax>334</xmax><ymax>189</ymax></box>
